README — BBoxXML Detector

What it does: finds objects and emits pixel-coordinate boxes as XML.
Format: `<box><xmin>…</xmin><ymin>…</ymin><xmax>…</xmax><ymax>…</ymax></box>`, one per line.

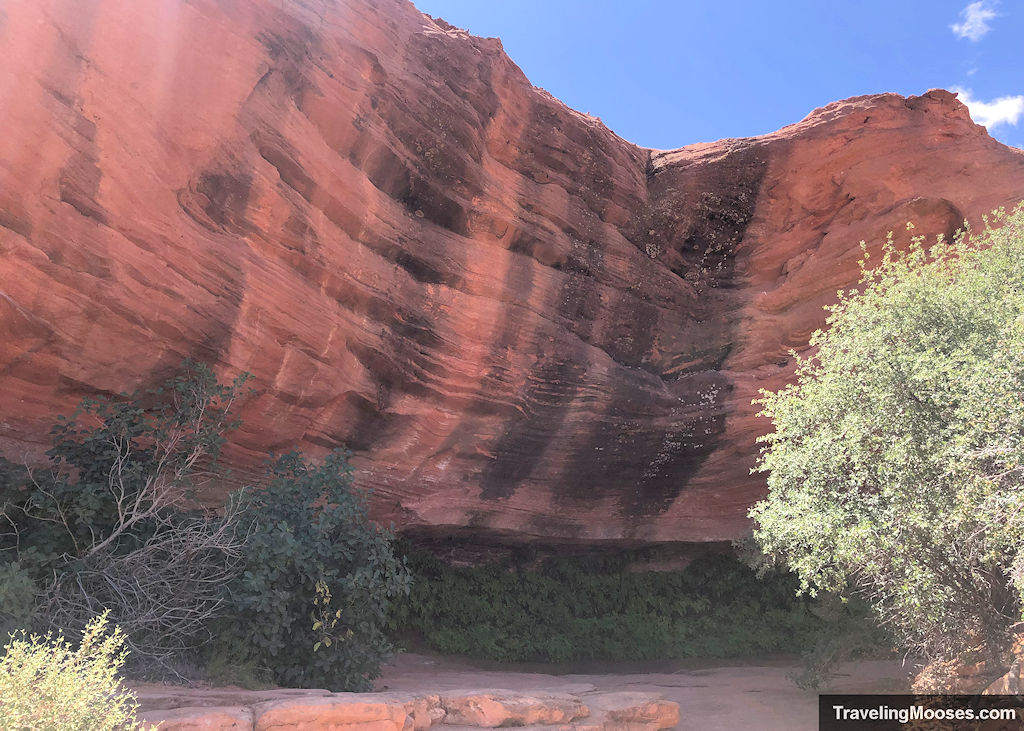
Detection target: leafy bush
<box><xmin>0</xmin><ymin>611</ymin><xmax>150</xmax><ymax>730</ymax></box>
<box><xmin>215</xmin><ymin>450</ymin><xmax>411</xmax><ymax>691</ymax></box>
<box><xmin>394</xmin><ymin>548</ymin><xmax>868</xmax><ymax>664</ymax></box>
<box><xmin>0</xmin><ymin>362</ymin><xmax>250</xmax><ymax>671</ymax></box>
<box><xmin>750</xmin><ymin>206</ymin><xmax>1024</xmax><ymax>667</ymax></box>
<box><xmin>1</xmin><ymin>363</ymin><xmax>409</xmax><ymax>690</ymax></box>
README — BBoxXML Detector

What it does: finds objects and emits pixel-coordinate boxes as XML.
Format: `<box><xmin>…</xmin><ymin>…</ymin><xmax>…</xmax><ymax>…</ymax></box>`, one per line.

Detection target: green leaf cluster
<box><xmin>1</xmin><ymin>362</ymin><xmax>247</xmax><ymax>559</ymax></box>
<box><xmin>215</xmin><ymin>450</ymin><xmax>411</xmax><ymax>691</ymax></box>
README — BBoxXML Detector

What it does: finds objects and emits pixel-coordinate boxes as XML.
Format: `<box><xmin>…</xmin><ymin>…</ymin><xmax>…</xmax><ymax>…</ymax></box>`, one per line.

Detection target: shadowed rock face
<box><xmin>1</xmin><ymin>0</ymin><xmax>1023</xmax><ymax>546</ymax></box>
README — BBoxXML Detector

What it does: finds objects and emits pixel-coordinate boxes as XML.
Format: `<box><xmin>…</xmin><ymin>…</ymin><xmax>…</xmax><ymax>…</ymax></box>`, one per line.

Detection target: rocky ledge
<box><xmin>136</xmin><ymin>686</ymin><xmax>680</xmax><ymax>731</ymax></box>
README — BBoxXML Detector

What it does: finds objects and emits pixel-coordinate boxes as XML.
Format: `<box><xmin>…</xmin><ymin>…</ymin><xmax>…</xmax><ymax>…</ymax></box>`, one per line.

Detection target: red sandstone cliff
<box><xmin>1</xmin><ymin>0</ymin><xmax>1023</xmax><ymax>545</ymax></box>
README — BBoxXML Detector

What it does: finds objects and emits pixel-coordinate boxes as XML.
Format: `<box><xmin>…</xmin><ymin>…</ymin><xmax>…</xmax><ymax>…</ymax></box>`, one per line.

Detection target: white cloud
<box><xmin>951</xmin><ymin>1</ymin><xmax>998</xmax><ymax>41</ymax></box>
<box><xmin>953</xmin><ymin>88</ymin><xmax>1024</xmax><ymax>129</ymax></box>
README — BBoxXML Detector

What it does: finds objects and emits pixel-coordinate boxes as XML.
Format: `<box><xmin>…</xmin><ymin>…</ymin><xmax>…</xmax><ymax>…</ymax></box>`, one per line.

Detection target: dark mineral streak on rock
<box><xmin>480</xmin><ymin>349</ymin><xmax>589</xmax><ymax>500</ymax></box>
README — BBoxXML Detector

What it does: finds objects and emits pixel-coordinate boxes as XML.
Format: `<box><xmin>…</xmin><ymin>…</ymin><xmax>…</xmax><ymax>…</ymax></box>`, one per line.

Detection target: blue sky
<box><xmin>412</xmin><ymin>1</ymin><xmax>1024</xmax><ymax>150</ymax></box>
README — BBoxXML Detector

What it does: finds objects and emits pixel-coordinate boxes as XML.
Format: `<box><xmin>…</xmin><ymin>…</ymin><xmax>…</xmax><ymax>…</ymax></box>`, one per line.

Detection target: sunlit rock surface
<box><xmin>1</xmin><ymin>0</ymin><xmax>1023</xmax><ymax>545</ymax></box>
<box><xmin>134</xmin><ymin>685</ymin><xmax>678</xmax><ymax>731</ymax></box>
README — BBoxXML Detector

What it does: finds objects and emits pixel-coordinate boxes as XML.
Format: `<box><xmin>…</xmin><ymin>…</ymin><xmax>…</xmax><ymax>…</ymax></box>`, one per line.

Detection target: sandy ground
<box><xmin>376</xmin><ymin>652</ymin><xmax>914</xmax><ymax>731</ymax></box>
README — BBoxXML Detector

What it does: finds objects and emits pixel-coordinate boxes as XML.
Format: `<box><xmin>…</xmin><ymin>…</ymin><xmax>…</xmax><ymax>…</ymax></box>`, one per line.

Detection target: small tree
<box><xmin>750</xmin><ymin>206</ymin><xmax>1024</xmax><ymax>669</ymax></box>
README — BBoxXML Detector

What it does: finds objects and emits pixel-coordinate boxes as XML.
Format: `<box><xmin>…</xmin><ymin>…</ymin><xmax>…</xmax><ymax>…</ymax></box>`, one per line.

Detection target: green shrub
<box><xmin>750</xmin><ymin>206</ymin><xmax>1024</xmax><ymax>666</ymax></box>
<box><xmin>0</xmin><ymin>611</ymin><xmax>150</xmax><ymax>730</ymax></box>
<box><xmin>394</xmin><ymin>548</ymin><xmax>871</xmax><ymax>664</ymax></box>
<box><xmin>1</xmin><ymin>364</ymin><xmax>409</xmax><ymax>690</ymax></box>
<box><xmin>0</xmin><ymin>362</ymin><xmax>251</xmax><ymax>671</ymax></box>
<box><xmin>216</xmin><ymin>450</ymin><xmax>411</xmax><ymax>691</ymax></box>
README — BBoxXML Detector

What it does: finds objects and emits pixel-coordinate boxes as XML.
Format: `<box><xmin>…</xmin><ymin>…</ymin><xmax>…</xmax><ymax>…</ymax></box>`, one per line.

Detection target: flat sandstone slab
<box><xmin>439</xmin><ymin>690</ymin><xmax>588</xmax><ymax>727</ymax></box>
<box><xmin>138</xmin><ymin>689</ymin><xmax>679</xmax><ymax>731</ymax></box>
<box><xmin>138</xmin><ymin>705</ymin><xmax>254</xmax><ymax>731</ymax></box>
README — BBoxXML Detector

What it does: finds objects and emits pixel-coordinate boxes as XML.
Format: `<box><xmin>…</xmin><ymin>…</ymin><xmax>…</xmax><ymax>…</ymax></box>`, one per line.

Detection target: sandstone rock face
<box><xmin>1</xmin><ymin>0</ymin><xmax>1023</xmax><ymax>545</ymax></box>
